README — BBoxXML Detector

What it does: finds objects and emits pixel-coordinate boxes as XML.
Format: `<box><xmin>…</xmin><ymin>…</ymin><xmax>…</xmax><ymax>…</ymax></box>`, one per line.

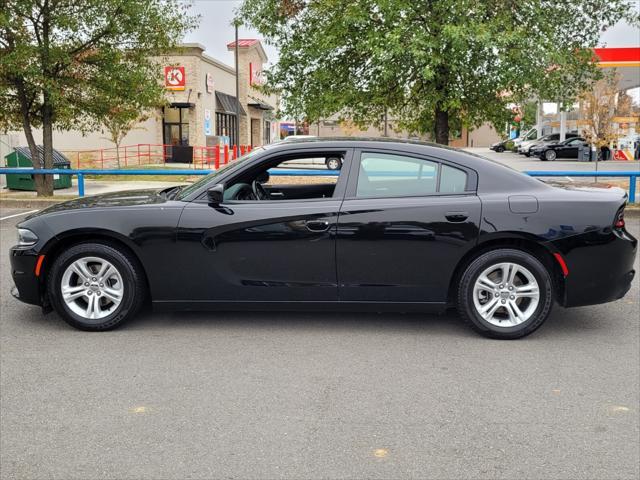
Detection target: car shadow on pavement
<box><xmin>14</xmin><ymin>301</ymin><xmax>612</xmax><ymax>340</ymax></box>
<box><xmin>115</xmin><ymin>304</ymin><xmax>610</xmax><ymax>340</ymax></box>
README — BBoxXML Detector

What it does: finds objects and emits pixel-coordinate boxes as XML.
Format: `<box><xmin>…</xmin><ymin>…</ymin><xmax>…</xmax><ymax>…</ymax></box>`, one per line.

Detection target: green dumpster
<box><xmin>4</xmin><ymin>146</ymin><xmax>72</xmax><ymax>191</ymax></box>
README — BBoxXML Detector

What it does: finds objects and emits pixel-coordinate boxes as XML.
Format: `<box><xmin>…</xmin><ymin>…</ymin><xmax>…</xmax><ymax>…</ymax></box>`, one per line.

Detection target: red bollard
<box><xmin>247</xmin><ymin>145</ymin><xmax>252</xmax><ymax>152</ymax></box>
<box><xmin>224</xmin><ymin>144</ymin><xmax>229</xmax><ymax>165</ymax></box>
<box><xmin>215</xmin><ymin>145</ymin><xmax>220</xmax><ymax>169</ymax></box>
<box><xmin>240</xmin><ymin>145</ymin><xmax>246</xmax><ymax>156</ymax></box>
<box><xmin>232</xmin><ymin>144</ymin><xmax>238</xmax><ymax>160</ymax></box>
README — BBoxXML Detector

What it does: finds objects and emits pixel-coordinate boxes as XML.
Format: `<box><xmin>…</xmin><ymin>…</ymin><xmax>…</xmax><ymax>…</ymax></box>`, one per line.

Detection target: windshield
<box><xmin>176</xmin><ymin>147</ymin><xmax>265</xmax><ymax>200</ymax></box>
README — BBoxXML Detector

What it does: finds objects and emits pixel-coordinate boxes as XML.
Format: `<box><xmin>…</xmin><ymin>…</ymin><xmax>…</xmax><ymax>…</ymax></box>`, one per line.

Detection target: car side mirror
<box><xmin>207</xmin><ymin>184</ymin><xmax>224</xmax><ymax>205</ymax></box>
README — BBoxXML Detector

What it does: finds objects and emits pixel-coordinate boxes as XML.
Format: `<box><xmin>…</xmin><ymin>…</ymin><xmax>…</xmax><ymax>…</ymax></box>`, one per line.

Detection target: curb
<box><xmin>0</xmin><ymin>198</ymin><xmax>68</xmax><ymax>209</ymax></box>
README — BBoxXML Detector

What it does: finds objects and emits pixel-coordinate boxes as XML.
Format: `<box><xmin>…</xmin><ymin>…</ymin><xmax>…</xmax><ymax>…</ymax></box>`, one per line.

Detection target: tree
<box><xmin>238</xmin><ymin>0</ymin><xmax>638</xmax><ymax>145</ymax></box>
<box><xmin>101</xmin><ymin>108</ymin><xmax>151</xmax><ymax>168</ymax></box>
<box><xmin>579</xmin><ymin>71</ymin><xmax>620</xmax><ymax>155</ymax></box>
<box><xmin>0</xmin><ymin>0</ymin><xmax>197</xmax><ymax>196</ymax></box>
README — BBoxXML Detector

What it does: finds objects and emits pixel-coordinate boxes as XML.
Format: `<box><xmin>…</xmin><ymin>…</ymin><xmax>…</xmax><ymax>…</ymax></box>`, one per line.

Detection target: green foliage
<box><xmin>0</xmin><ymin>0</ymin><xmax>198</xmax><ymax>195</ymax></box>
<box><xmin>239</xmin><ymin>0</ymin><xmax>638</xmax><ymax>143</ymax></box>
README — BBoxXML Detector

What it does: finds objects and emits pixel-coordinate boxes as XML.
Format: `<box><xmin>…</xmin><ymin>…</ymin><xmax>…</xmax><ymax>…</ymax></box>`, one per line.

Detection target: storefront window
<box><xmin>264</xmin><ymin>121</ymin><xmax>271</xmax><ymax>144</ymax></box>
<box><xmin>216</xmin><ymin>112</ymin><xmax>237</xmax><ymax>146</ymax></box>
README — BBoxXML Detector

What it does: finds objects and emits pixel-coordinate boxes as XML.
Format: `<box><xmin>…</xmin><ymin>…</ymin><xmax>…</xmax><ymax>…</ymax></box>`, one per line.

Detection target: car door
<box><xmin>336</xmin><ymin>149</ymin><xmax>481</xmax><ymax>303</ymax></box>
<box><xmin>174</xmin><ymin>149</ymin><xmax>353</xmax><ymax>303</ymax></box>
<box><xmin>561</xmin><ymin>138</ymin><xmax>581</xmax><ymax>158</ymax></box>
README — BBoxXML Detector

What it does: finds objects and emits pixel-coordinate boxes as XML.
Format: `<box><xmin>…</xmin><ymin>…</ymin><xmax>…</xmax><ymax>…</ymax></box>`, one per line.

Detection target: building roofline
<box><xmin>227</xmin><ymin>39</ymin><xmax>268</xmax><ymax>63</ymax></box>
<box><xmin>161</xmin><ymin>43</ymin><xmax>237</xmax><ymax>75</ymax></box>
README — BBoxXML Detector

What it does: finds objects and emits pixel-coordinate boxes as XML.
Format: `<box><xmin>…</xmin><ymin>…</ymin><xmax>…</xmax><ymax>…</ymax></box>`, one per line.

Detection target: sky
<box><xmin>184</xmin><ymin>0</ymin><xmax>640</xmax><ymax>69</ymax></box>
<box><xmin>183</xmin><ymin>0</ymin><xmax>279</xmax><ymax>67</ymax></box>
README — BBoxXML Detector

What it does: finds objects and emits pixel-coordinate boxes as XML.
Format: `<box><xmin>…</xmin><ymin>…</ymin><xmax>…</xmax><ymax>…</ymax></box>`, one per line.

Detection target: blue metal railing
<box><xmin>0</xmin><ymin>168</ymin><xmax>638</xmax><ymax>203</ymax></box>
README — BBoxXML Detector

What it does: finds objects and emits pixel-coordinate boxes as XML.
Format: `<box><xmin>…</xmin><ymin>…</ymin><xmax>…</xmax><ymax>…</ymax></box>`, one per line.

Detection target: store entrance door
<box><xmin>163</xmin><ymin>105</ymin><xmax>193</xmax><ymax>163</ymax></box>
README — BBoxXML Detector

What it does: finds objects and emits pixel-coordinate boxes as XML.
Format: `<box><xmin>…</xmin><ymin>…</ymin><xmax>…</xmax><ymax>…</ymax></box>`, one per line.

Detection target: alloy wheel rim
<box><xmin>327</xmin><ymin>158</ymin><xmax>340</xmax><ymax>169</ymax></box>
<box><xmin>60</xmin><ymin>256</ymin><xmax>124</xmax><ymax>320</ymax></box>
<box><xmin>472</xmin><ymin>262</ymin><xmax>540</xmax><ymax>327</ymax></box>
<box><xmin>546</xmin><ymin>150</ymin><xmax>556</xmax><ymax>161</ymax></box>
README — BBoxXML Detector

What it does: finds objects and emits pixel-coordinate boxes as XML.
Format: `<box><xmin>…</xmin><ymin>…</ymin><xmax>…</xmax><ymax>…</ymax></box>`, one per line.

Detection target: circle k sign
<box><xmin>165</xmin><ymin>66</ymin><xmax>186</xmax><ymax>91</ymax></box>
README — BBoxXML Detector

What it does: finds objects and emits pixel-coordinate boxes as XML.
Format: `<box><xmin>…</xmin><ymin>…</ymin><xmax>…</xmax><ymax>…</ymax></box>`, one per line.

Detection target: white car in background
<box><xmin>512</xmin><ymin>128</ymin><xmax>537</xmax><ymax>152</ymax></box>
<box><xmin>280</xmin><ymin>135</ymin><xmax>343</xmax><ymax>170</ymax></box>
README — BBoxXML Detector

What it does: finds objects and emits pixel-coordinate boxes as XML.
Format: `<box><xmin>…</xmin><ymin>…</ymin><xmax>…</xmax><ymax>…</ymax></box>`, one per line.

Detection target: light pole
<box><xmin>234</xmin><ymin>21</ymin><xmax>240</xmax><ymax>148</ymax></box>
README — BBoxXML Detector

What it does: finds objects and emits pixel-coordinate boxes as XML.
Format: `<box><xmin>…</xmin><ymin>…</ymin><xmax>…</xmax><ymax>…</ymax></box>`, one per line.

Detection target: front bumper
<box><xmin>10</xmin><ymin>247</ymin><xmax>42</xmax><ymax>306</ymax></box>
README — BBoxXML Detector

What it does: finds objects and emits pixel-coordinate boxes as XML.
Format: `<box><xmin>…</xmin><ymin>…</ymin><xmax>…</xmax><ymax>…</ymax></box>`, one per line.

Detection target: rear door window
<box><xmin>356</xmin><ymin>153</ymin><xmax>438</xmax><ymax>198</ymax></box>
<box><xmin>439</xmin><ymin>164</ymin><xmax>468</xmax><ymax>194</ymax></box>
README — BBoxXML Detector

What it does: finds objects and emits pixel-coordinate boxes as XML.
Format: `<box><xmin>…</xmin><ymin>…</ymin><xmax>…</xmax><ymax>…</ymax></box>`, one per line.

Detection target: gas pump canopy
<box><xmin>594</xmin><ymin>47</ymin><xmax>640</xmax><ymax>90</ymax></box>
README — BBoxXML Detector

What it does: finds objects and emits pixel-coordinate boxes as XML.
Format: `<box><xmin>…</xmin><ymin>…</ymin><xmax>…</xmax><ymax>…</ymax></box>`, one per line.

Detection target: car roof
<box><xmin>263</xmin><ymin>137</ymin><xmax>545</xmax><ymax>188</ymax></box>
<box><xmin>181</xmin><ymin>136</ymin><xmax>547</xmax><ymax>201</ymax></box>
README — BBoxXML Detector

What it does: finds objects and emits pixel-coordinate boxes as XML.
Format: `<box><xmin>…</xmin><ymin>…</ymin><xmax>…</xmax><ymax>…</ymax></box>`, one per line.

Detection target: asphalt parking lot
<box><xmin>1</xmin><ymin>207</ymin><xmax>639</xmax><ymax>480</ymax></box>
<box><xmin>467</xmin><ymin>147</ymin><xmax>640</xmax><ymax>173</ymax></box>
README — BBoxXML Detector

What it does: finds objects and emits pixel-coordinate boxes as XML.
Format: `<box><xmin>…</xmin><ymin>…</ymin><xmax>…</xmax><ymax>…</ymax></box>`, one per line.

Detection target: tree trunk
<box><xmin>435</xmin><ymin>107</ymin><xmax>449</xmax><ymax>145</ymax></box>
<box><xmin>36</xmin><ymin>0</ymin><xmax>54</xmax><ymax>197</ymax></box>
<box><xmin>16</xmin><ymin>83</ymin><xmax>41</xmax><ymax>190</ymax></box>
<box><xmin>40</xmin><ymin>93</ymin><xmax>55</xmax><ymax>196</ymax></box>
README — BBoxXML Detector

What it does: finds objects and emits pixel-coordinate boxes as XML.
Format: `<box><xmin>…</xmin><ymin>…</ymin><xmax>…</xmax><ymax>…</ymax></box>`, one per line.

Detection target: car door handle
<box><xmin>445</xmin><ymin>212</ymin><xmax>469</xmax><ymax>223</ymax></box>
<box><xmin>305</xmin><ymin>220</ymin><xmax>331</xmax><ymax>232</ymax></box>
<box><xmin>270</xmin><ymin>191</ymin><xmax>285</xmax><ymax>197</ymax></box>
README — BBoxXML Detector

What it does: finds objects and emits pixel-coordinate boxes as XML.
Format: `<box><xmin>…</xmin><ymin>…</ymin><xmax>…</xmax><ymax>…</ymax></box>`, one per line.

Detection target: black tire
<box><xmin>325</xmin><ymin>157</ymin><xmax>342</xmax><ymax>170</ymax></box>
<box><xmin>496</xmin><ymin>146</ymin><xmax>505</xmax><ymax>153</ymax></box>
<box><xmin>457</xmin><ymin>249</ymin><xmax>554</xmax><ymax>339</ymax></box>
<box><xmin>47</xmin><ymin>242</ymin><xmax>145</xmax><ymax>331</ymax></box>
<box><xmin>544</xmin><ymin>149</ymin><xmax>557</xmax><ymax>161</ymax></box>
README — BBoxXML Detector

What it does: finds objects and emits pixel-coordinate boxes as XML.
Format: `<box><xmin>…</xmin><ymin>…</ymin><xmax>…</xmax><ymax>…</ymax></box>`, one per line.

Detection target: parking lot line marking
<box><xmin>608</xmin><ymin>405</ymin><xmax>631</xmax><ymax>413</ymax></box>
<box><xmin>0</xmin><ymin>210</ymin><xmax>39</xmax><ymax>221</ymax></box>
<box><xmin>373</xmin><ymin>449</ymin><xmax>388</xmax><ymax>458</ymax></box>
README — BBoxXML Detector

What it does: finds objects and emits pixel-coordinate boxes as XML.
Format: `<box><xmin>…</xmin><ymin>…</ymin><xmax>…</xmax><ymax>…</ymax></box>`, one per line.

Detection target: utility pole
<box><xmin>234</xmin><ymin>22</ymin><xmax>240</xmax><ymax>148</ymax></box>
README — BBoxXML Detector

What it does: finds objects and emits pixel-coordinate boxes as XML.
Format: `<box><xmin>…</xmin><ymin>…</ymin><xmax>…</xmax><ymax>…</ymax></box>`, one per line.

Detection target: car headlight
<box><xmin>17</xmin><ymin>228</ymin><xmax>38</xmax><ymax>246</ymax></box>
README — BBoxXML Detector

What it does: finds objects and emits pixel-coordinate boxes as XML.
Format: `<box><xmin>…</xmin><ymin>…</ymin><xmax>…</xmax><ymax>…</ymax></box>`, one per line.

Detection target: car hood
<box><xmin>28</xmin><ymin>188</ymin><xmax>170</xmax><ymax>218</ymax></box>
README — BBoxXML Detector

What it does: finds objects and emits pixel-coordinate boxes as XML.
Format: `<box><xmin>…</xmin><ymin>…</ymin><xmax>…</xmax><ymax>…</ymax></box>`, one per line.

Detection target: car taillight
<box><xmin>614</xmin><ymin>207</ymin><xmax>625</xmax><ymax>229</ymax></box>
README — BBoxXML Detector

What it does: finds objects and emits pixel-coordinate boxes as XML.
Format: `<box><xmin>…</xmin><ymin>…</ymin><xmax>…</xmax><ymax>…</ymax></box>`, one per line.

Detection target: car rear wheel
<box><xmin>325</xmin><ymin>157</ymin><xmax>342</xmax><ymax>170</ymax></box>
<box><xmin>544</xmin><ymin>149</ymin><xmax>557</xmax><ymax>161</ymax></box>
<box><xmin>457</xmin><ymin>249</ymin><xmax>554</xmax><ymax>339</ymax></box>
<box><xmin>48</xmin><ymin>242</ymin><xmax>145</xmax><ymax>331</ymax></box>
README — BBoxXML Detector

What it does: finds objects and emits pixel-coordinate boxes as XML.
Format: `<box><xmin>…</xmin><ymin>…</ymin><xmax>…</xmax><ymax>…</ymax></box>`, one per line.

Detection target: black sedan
<box><xmin>10</xmin><ymin>138</ymin><xmax>637</xmax><ymax>339</ymax></box>
<box><xmin>489</xmin><ymin>139</ymin><xmax>509</xmax><ymax>153</ymax></box>
<box><xmin>532</xmin><ymin>137</ymin><xmax>588</xmax><ymax>161</ymax></box>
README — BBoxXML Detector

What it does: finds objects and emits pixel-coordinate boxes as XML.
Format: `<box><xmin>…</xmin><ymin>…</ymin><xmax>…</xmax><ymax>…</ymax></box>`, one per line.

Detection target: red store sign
<box><xmin>165</xmin><ymin>66</ymin><xmax>186</xmax><ymax>91</ymax></box>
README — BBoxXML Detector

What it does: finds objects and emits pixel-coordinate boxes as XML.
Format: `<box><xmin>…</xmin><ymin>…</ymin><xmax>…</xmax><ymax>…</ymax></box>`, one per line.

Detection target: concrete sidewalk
<box><xmin>1</xmin><ymin>179</ymin><xmax>187</xmax><ymax>197</ymax></box>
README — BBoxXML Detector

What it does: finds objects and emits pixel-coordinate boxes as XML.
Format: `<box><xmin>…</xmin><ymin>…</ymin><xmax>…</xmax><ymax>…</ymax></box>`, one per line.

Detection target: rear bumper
<box><xmin>553</xmin><ymin>228</ymin><xmax>637</xmax><ymax>307</ymax></box>
<box><xmin>9</xmin><ymin>247</ymin><xmax>42</xmax><ymax>306</ymax></box>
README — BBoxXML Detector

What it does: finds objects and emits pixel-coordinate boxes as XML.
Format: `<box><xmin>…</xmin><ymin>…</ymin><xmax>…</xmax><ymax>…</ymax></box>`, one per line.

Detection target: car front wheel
<box><xmin>544</xmin><ymin>149</ymin><xmax>557</xmax><ymax>161</ymax></box>
<box><xmin>496</xmin><ymin>145</ymin><xmax>505</xmax><ymax>153</ymax></box>
<box><xmin>325</xmin><ymin>157</ymin><xmax>342</xmax><ymax>170</ymax></box>
<box><xmin>457</xmin><ymin>249</ymin><xmax>554</xmax><ymax>339</ymax></box>
<box><xmin>47</xmin><ymin>242</ymin><xmax>145</xmax><ymax>331</ymax></box>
